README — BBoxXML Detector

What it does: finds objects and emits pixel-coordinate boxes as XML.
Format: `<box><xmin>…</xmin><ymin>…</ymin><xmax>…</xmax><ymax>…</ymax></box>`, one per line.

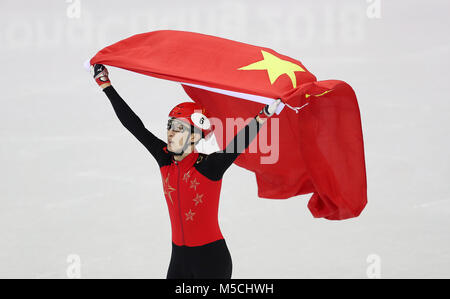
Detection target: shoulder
<box><xmin>195</xmin><ymin>153</ymin><xmax>209</xmax><ymax>165</ymax></box>
<box><xmin>193</xmin><ymin>153</ymin><xmax>220</xmax><ymax>181</ymax></box>
<box><xmin>155</xmin><ymin>145</ymin><xmax>173</xmax><ymax>168</ymax></box>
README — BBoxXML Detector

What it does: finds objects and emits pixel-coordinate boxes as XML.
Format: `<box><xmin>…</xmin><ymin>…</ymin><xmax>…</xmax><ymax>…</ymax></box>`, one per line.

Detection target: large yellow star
<box><xmin>238</xmin><ymin>50</ymin><xmax>305</xmax><ymax>88</ymax></box>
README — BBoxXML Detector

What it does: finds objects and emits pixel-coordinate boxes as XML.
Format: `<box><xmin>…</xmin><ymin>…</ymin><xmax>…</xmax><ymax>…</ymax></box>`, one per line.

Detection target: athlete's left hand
<box><xmin>256</xmin><ymin>98</ymin><xmax>281</xmax><ymax>125</ymax></box>
<box><xmin>261</xmin><ymin>98</ymin><xmax>281</xmax><ymax>118</ymax></box>
<box><xmin>92</xmin><ymin>64</ymin><xmax>111</xmax><ymax>89</ymax></box>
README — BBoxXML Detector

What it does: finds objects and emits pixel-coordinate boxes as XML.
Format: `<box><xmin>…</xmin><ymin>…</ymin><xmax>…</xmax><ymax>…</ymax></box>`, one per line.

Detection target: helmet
<box><xmin>168</xmin><ymin>102</ymin><xmax>212</xmax><ymax>137</ymax></box>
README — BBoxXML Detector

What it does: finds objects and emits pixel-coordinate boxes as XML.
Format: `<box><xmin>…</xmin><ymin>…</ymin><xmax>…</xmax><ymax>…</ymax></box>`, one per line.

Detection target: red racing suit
<box><xmin>104</xmin><ymin>86</ymin><xmax>262</xmax><ymax>246</ymax></box>
<box><xmin>160</xmin><ymin>151</ymin><xmax>223</xmax><ymax>246</ymax></box>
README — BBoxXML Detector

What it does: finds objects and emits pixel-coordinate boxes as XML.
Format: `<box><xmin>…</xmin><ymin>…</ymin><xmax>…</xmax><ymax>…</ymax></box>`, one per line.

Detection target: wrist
<box><xmin>100</xmin><ymin>82</ymin><xmax>111</xmax><ymax>90</ymax></box>
<box><xmin>256</xmin><ymin>114</ymin><xmax>267</xmax><ymax>125</ymax></box>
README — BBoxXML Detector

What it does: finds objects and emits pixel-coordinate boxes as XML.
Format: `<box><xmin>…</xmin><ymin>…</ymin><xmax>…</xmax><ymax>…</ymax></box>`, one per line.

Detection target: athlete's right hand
<box><xmin>92</xmin><ymin>64</ymin><xmax>111</xmax><ymax>89</ymax></box>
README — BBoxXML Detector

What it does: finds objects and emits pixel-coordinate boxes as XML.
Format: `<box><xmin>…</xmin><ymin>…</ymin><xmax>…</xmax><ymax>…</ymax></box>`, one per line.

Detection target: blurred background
<box><xmin>0</xmin><ymin>0</ymin><xmax>449</xmax><ymax>278</ymax></box>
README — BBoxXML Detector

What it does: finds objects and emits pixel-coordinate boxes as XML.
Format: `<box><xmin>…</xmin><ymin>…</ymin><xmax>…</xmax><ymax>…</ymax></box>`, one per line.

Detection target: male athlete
<box><xmin>92</xmin><ymin>64</ymin><xmax>281</xmax><ymax>278</ymax></box>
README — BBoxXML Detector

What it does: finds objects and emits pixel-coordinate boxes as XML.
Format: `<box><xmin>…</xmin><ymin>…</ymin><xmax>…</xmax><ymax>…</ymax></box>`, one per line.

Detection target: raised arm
<box><xmin>196</xmin><ymin>99</ymin><xmax>281</xmax><ymax>180</ymax></box>
<box><xmin>92</xmin><ymin>64</ymin><xmax>169</xmax><ymax>166</ymax></box>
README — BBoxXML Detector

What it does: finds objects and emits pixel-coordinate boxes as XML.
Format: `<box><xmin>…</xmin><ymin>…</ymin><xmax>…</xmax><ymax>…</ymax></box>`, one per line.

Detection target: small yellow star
<box><xmin>182</xmin><ymin>170</ymin><xmax>191</xmax><ymax>183</ymax></box>
<box><xmin>305</xmin><ymin>90</ymin><xmax>333</xmax><ymax>98</ymax></box>
<box><xmin>238</xmin><ymin>50</ymin><xmax>305</xmax><ymax>88</ymax></box>
<box><xmin>190</xmin><ymin>178</ymin><xmax>200</xmax><ymax>191</ymax></box>
<box><xmin>192</xmin><ymin>193</ymin><xmax>204</xmax><ymax>206</ymax></box>
<box><xmin>185</xmin><ymin>209</ymin><xmax>195</xmax><ymax>221</ymax></box>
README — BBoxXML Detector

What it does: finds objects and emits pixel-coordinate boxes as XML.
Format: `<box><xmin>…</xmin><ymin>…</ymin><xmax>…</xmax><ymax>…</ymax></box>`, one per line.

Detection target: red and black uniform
<box><xmin>103</xmin><ymin>86</ymin><xmax>262</xmax><ymax>278</ymax></box>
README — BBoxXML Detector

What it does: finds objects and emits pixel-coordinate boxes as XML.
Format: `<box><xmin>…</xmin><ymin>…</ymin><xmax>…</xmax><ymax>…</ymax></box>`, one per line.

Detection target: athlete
<box><xmin>92</xmin><ymin>64</ymin><xmax>281</xmax><ymax>279</ymax></box>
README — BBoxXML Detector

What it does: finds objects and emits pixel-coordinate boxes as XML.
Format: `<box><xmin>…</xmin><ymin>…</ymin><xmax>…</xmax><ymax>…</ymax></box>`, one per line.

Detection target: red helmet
<box><xmin>168</xmin><ymin>102</ymin><xmax>212</xmax><ymax>137</ymax></box>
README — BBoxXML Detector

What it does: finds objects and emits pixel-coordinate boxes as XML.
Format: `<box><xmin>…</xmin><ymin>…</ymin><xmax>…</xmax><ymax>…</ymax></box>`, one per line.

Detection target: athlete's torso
<box><xmin>102</xmin><ymin>85</ymin><xmax>261</xmax><ymax>247</ymax></box>
<box><xmin>160</xmin><ymin>151</ymin><xmax>223</xmax><ymax>246</ymax></box>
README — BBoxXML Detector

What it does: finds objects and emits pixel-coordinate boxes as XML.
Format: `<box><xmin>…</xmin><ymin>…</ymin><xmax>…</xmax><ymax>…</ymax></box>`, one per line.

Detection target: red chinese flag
<box><xmin>90</xmin><ymin>30</ymin><xmax>367</xmax><ymax>220</ymax></box>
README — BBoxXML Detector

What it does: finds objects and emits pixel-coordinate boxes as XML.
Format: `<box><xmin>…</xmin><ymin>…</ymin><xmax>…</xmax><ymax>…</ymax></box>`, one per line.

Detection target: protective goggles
<box><xmin>167</xmin><ymin>118</ymin><xmax>190</xmax><ymax>133</ymax></box>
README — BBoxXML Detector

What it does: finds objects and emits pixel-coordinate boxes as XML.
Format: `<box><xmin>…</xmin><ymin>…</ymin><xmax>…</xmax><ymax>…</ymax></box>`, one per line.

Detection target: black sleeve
<box><xmin>103</xmin><ymin>85</ymin><xmax>170</xmax><ymax>167</ymax></box>
<box><xmin>195</xmin><ymin>117</ymin><xmax>263</xmax><ymax>181</ymax></box>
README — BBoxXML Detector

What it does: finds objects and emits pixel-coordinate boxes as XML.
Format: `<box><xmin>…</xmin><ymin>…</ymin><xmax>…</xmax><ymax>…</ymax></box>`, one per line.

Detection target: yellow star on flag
<box><xmin>305</xmin><ymin>90</ymin><xmax>333</xmax><ymax>98</ymax></box>
<box><xmin>238</xmin><ymin>50</ymin><xmax>305</xmax><ymax>88</ymax></box>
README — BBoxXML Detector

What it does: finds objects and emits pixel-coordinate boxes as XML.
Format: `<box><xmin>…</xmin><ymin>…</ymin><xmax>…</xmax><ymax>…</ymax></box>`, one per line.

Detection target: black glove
<box><xmin>92</xmin><ymin>64</ymin><xmax>110</xmax><ymax>87</ymax></box>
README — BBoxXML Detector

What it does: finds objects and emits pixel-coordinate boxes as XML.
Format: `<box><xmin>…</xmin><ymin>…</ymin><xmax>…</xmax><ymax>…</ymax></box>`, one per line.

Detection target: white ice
<box><xmin>0</xmin><ymin>0</ymin><xmax>449</xmax><ymax>278</ymax></box>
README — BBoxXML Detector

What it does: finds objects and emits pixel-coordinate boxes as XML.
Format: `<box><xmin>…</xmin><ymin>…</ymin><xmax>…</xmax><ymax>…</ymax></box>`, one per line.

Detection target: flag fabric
<box><xmin>90</xmin><ymin>30</ymin><xmax>367</xmax><ymax>220</ymax></box>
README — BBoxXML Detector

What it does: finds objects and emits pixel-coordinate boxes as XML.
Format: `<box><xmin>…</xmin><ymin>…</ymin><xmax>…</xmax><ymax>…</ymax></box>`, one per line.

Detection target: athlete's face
<box><xmin>167</xmin><ymin>119</ymin><xmax>189</xmax><ymax>153</ymax></box>
<box><xmin>167</xmin><ymin>118</ymin><xmax>199</xmax><ymax>154</ymax></box>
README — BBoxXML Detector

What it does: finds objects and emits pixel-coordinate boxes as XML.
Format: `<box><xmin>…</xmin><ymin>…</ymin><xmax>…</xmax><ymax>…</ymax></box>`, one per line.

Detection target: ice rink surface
<box><xmin>0</xmin><ymin>0</ymin><xmax>449</xmax><ymax>278</ymax></box>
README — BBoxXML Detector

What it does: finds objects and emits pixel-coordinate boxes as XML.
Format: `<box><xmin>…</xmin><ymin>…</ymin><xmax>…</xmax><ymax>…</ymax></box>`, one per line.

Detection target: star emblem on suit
<box><xmin>190</xmin><ymin>178</ymin><xmax>200</xmax><ymax>190</ymax></box>
<box><xmin>185</xmin><ymin>209</ymin><xmax>195</xmax><ymax>221</ymax></box>
<box><xmin>163</xmin><ymin>174</ymin><xmax>176</xmax><ymax>205</ymax></box>
<box><xmin>182</xmin><ymin>170</ymin><xmax>191</xmax><ymax>183</ymax></box>
<box><xmin>192</xmin><ymin>193</ymin><xmax>204</xmax><ymax>206</ymax></box>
